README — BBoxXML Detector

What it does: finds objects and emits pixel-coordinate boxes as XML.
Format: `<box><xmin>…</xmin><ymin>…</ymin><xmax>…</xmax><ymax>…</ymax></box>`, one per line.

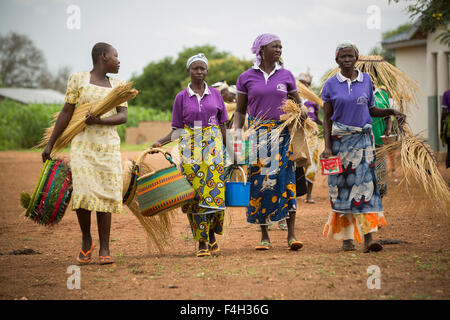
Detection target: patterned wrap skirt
<box><xmin>178</xmin><ymin>125</ymin><xmax>225</xmax><ymax>242</ymax></box>
<box><xmin>247</xmin><ymin>116</ymin><xmax>297</xmax><ymax>225</ymax></box>
<box><xmin>323</xmin><ymin>122</ymin><xmax>386</xmax><ymax>242</ymax></box>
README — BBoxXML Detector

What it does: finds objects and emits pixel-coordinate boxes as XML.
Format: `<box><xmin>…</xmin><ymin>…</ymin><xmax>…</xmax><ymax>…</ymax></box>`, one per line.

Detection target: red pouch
<box><xmin>320</xmin><ymin>157</ymin><xmax>343</xmax><ymax>175</ymax></box>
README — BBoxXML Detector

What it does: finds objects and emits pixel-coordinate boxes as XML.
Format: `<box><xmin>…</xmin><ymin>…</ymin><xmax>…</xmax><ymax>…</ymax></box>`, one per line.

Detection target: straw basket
<box><xmin>135</xmin><ymin>148</ymin><xmax>196</xmax><ymax>217</ymax></box>
<box><xmin>20</xmin><ymin>159</ymin><xmax>72</xmax><ymax>226</ymax></box>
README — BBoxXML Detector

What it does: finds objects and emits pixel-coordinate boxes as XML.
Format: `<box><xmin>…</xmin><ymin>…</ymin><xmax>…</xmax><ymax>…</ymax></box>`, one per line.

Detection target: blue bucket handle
<box><xmin>230</xmin><ymin>165</ymin><xmax>247</xmax><ymax>185</ymax></box>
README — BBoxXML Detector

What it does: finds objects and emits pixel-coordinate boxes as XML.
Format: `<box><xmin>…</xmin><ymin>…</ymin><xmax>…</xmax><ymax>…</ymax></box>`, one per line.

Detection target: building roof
<box><xmin>0</xmin><ymin>87</ymin><xmax>65</xmax><ymax>104</ymax></box>
<box><xmin>381</xmin><ymin>24</ymin><xmax>427</xmax><ymax>50</ymax></box>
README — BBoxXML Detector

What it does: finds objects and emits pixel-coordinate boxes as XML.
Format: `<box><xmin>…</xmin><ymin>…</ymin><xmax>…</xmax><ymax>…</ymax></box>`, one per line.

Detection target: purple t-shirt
<box><xmin>236</xmin><ymin>66</ymin><xmax>298</xmax><ymax>120</ymax></box>
<box><xmin>442</xmin><ymin>90</ymin><xmax>450</xmax><ymax>109</ymax></box>
<box><xmin>321</xmin><ymin>71</ymin><xmax>375</xmax><ymax>128</ymax></box>
<box><xmin>304</xmin><ymin>100</ymin><xmax>319</xmax><ymax>122</ymax></box>
<box><xmin>171</xmin><ymin>85</ymin><xmax>228</xmax><ymax>128</ymax></box>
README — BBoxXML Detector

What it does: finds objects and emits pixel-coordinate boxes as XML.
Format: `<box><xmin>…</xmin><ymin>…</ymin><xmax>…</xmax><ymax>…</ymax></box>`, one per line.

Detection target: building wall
<box><xmin>394</xmin><ymin>45</ymin><xmax>428</xmax><ymax>139</ymax></box>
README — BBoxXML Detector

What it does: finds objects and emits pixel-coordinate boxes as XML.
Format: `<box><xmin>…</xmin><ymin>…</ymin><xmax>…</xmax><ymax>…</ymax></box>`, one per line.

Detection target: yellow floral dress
<box><xmin>65</xmin><ymin>71</ymin><xmax>127</xmax><ymax>214</ymax></box>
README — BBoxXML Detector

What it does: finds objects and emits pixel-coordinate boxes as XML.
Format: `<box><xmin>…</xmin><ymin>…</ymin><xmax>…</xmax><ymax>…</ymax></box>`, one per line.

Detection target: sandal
<box><xmin>197</xmin><ymin>249</ymin><xmax>211</xmax><ymax>257</ymax></box>
<box><xmin>208</xmin><ymin>241</ymin><xmax>220</xmax><ymax>253</ymax></box>
<box><xmin>99</xmin><ymin>255</ymin><xmax>114</xmax><ymax>265</ymax></box>
<box><xmin>364</xmin><ymin>241</ymin><xmax>383</xmax><ymax>253</ymax></box>
<box><xmin>342</xmin><ymin>240</ymin><xmax>356</xmax><ymax>251</ymax></box>
<box><xmin>288</xmin><ymin>239</ymin><xmax>303</xmax><ymax>251</ymax></box>
<box><xmin>76</xmin><ymin>243</ymin><xmax>95</xmax><ymax>265</ymax></box>
<box><xmin>305</xmin><ymin>199</ymin><xmax>315</xmax><ymax>204</ymax></box>
<box><xmin>255</xmin><ymin>241</ymin><xmax>271</xmax><ymax>250</ymax></box>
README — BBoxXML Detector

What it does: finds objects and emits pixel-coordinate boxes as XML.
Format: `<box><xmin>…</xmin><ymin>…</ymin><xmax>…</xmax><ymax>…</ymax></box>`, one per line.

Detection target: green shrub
<box><xmin>0</xmin><ymin>100</ymin><xmax>171</xmax><ymax>150</ymax></box>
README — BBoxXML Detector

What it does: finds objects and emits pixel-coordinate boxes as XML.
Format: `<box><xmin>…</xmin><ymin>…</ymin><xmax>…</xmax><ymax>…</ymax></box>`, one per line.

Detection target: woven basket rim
<box><xmin>137</xmin><ymin>164</ymin><xmax>178</xmax><ymax>182</ymax></box>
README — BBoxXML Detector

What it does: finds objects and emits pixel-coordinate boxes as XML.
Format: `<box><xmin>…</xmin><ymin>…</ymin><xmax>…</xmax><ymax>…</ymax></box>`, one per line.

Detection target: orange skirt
<box><xmin>323</xmin><ymin>212</ymin><xmax>387</xmax><ymax>243</ymax></box>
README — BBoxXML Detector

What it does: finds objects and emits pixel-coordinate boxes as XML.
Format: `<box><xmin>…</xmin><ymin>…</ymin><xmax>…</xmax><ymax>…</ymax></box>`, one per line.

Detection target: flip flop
<box><xmin>208</xmin><ymin>241</ymin><xmax>220</xmax><ymax>253</ymax></box>
<box><xmin>76</xmin><ymin>243</ymin><xmax>95</xmax><ymax>265</ymax></box>
<box><xmin>288</xmin><ymin>239</ymin><xmax>303</xmax><ymax>251</ymax></box>
<box><xmin>197</xmin><ymin>249</ymin><xmax>211</xmax><ymax>257</ymax></box>
<box><xmin>255</xmin><ymin>241</ymin><xmax>271</xmax><ymax>250</ymax></box>
<box><xmin>305</xmin><ymin>199</ymin><xmax>315</xmax><ymax>204</ymax></box>
<box><xmin>99</xmin><ymin>255</ymin><xmax>114</xmax><ymax>265</ymax></box>
<box><xmin>364</xmin><ymin>242</ymin><xmax>383</xmax><ymax>253</ymax></box>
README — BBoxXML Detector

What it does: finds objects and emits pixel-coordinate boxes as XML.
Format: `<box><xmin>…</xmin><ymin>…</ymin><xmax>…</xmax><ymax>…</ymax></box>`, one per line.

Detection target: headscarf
<box><xmin>251</xmin><ymin>33</ymin><xmax>280</xmax><ymax>65</ymax></box>
<box><xmin>186</xmin><ymin>53</ymin><xmax>208</xmax><ymax>70</ymax></box>
<box><xmin>298</xmin><ymin>70</ymin><xmax>313</xmax><ymax>85</ymax></box>
<box><xmin>212</xmin><ymin>81</ymin><xmax>229</xmax><ymax>91</ymax></box>
<box><xmin>335</xmin><ymin>41</ymin><xmax>359</xmax><ymax>59</ymax></box>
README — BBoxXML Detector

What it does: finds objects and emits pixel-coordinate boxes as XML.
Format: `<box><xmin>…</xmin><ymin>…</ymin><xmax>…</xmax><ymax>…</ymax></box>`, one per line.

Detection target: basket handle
<box><xmin>135</xmin><ymin>147</ymin><xmax>176</xmax><ymax>175</ymax></box>
<box><xmin>231</xmin><ymin>165</ymin><xmax>247</xmax><ymax>184</ymax></box>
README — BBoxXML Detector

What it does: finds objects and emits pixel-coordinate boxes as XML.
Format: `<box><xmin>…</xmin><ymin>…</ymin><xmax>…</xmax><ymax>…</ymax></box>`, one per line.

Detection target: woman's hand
<box><xmin>151</xmin><ymin>141</ymin><xmax>162</xmax><ymax>148</ymax></box>
<box><xmin>85</xmin><ymin>111</ymin><xmax>101</xmax><ymax>125</ymax></box>
<box><xmin>42</xmin><ymin>144</ymin><xmax>53</xmax><ymax>163</ymax></box>
<box><xmin>392</xmin><ymin>109</ymin><xmax>406</xmax><ymax>126</ymax></box>
<box><xmin>320</xmin><ymin>147</ymin><xmax>333</xmax><ymax>159</ymax></box>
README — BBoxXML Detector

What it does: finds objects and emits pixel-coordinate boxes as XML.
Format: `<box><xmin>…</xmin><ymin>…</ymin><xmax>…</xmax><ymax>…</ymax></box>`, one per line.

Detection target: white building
<box><xmin>382</xmin><ymin>23</ymin><xmax>450</xmax><ymax>152</ymax></box>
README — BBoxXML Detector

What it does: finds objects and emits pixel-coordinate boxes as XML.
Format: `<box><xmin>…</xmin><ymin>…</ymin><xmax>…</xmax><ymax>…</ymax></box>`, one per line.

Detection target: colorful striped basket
<box><xmin>20</xmin><ymin>159</ymin><xmax>73</xmax><ymax>226</ymax></box>
<box><xmin>135</xmin><ymin>148</ymin><xmax>196</xmax><ymax>217</ymax></box>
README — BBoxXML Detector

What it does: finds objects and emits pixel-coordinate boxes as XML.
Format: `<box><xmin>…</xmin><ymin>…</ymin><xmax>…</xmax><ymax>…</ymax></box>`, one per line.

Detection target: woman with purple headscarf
<box><xmin>233</xmin><ymin>34</ymin><xmax>307</xmax><ymax>251</ymax></box>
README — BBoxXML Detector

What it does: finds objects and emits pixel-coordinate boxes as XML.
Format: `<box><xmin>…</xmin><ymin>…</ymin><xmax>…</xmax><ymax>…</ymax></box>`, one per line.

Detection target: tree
<box><xmin>0</xmin><ymin>32</ymin><xmax>47</xmax><ymax>88</ymax></box>
<box><xmin>0</xmin><ymin>32</ymin><xmax>71</xmax><ymax>92</ymax></box>
<box><xmin>130</xmin><ymin>45</ymin><xmax>252</xmax><ymax>111</ymax></box>
<box><xmin>391</xmin><ymin>0</ymin><xmax>450</xmax><ymax>47</ymax></box>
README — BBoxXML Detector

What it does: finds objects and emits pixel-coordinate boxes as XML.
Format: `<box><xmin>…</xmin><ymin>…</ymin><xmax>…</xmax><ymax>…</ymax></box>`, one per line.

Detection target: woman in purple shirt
<box><xmin>152</xmin><ymin>53</ymin><xmax>229</xmax><ymax>257</ymax></box>
<box><xmin>321</xmin><ymin>41</ymin><xmax>405</xmax><ymax>252</ymax></box>
<box><xmin>234</xmin><ymin>34</ymin><xmax>307</xmax><ymax>251</ymax></box>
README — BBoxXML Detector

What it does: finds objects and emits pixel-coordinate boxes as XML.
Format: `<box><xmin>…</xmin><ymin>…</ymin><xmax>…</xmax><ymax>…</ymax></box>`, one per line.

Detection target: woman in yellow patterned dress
<box><xmin>42</xmin><ymin>43</ymin><xmax>127</xmax><ymax>265</ymax></box>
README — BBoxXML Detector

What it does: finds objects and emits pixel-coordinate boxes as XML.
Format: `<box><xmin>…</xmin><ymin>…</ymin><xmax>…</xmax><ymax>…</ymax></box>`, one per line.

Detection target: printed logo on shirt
<box><xmin>276</xmin><ymin>83</ymin><xmax>287</xmax><ymax>93</ymax></box>
<box><xmin>357</xmin><ymin>95</ymin><xmax>369</xmax><ymax>105</ymax></box>
<box><xmin>208</xmin><ymin>115</ymin><xmax>217</xmax><ymax>125</ymax></box>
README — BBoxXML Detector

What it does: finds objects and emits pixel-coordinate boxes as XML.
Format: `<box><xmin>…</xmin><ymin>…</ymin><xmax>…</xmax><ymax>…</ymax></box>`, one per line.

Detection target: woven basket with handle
<box><xmin>135</xmin><ymin>148</ymin><xmax>196</xmax><ymax>217</ymax></box>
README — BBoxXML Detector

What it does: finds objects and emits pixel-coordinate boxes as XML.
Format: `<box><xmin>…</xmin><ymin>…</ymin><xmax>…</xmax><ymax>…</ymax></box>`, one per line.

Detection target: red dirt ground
<box><xmin>0</xmin><ymin>150</ymin><xmax>449</xmax><ymax>300</ymax></box>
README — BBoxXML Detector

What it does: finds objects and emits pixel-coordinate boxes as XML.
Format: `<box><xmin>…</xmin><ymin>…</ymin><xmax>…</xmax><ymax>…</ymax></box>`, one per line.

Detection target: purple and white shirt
<box><xmin>171</xmin><ymin>82</ymin><xmax>228</xmax><ymax>128</ymax></box>
<box><xmin>321</xmin><ymin>70</ymin><xmax>375</xmax><ymax>128</ymax></box>
<box><xmin>236</xmin><ymin>63</ymin><xmax>298</xmax><ymax>120</ymax></box>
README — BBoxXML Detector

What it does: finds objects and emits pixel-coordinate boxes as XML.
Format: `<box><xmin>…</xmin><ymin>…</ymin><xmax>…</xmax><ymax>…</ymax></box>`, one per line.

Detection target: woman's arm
<box><xmin>233</xmin><ymin>93</ymin><xmax>248</xmax><ymax>133</ymax></box>
<box><xmin>150</xmin><ymin>128</ymin><xmax>179</xmax><ymax>148</ymax></box>
<box><xmin>42</xmin><ymin>102</ymin><xmax>75</xmax><ymax>162</ymax></box>
<box><xmin>320</xmin><ymin>101</ymin><xmax>333</xmax><ymax>158</ymax></box>
<box><xmin>85</xmin><ymin>106</ymin><xmax>127</xmax><ymax>126</ymax></box>
<box><xmin>369</xmin><ymin>107</ymin><xmax>406</xmax><ymax>126</ymax></box>
<box><xmin>288</xmin><ymin>91</ymin><xmax>308</xmax><ymax>120</ymax></box>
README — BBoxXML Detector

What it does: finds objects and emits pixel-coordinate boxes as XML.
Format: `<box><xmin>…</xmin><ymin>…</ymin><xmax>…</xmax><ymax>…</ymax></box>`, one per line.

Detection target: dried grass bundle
<box><xmin>37</xmin><ymin>82</ymin><xmax>138</xmax><ymax>154</ymax></box>
<box><xmin>297</xmin><ymin>81</ymin><xmax>323</xmax><ymax>107</ymax></box>
<box><xmin>376</xmin><ymin>126</ymin><xmax>450</xmax><ymax>214</ymax></box>
<box><xmin>122</xmin><ymin>158</ymin><xmax>176</xmax><ymax>253</ymax></box>
<box><xmin>277</xmin><ymin>99</ymin><xmax>318</xmax><ymax>143</ymax></box>
<box><xmin>320</xmin><ymin>55</ymin><xmax>419</xmax><ymax>113</ymax></box>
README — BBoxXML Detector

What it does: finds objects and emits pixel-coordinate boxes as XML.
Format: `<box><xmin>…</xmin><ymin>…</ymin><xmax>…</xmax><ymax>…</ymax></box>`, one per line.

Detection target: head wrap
<box><xmin>298</xmin><ymin>70</ymin><xmax>313</xmax><ymax>85</ymax></box>
<box><xmin>228</xmin><ymin>85</ymin><xmax>237</xmax><ymax>95</ymax></box>
<box><xmin>251</xmin><ymin>33</ymin><xmax>281</xmax><ymax>65</ymax></box>
<box><xmin>186</xmin><ymin>53</ymin><xmax>208</xmax><ymax>70</ymax></box>
<box><xmin>335</xmin><ymin>41</ymin><xmax>359</xmax><ymax>59</ymax></box>
<box><xmin>212</xmin><ymin>81</ymin><xmax>229</xmax><ymax>91</ymax></box>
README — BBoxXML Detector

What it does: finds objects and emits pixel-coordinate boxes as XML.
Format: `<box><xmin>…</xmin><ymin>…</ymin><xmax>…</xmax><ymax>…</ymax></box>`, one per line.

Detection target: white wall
<box><xmin>394</xmin><ymin>45</ymin><xmax>428</xmax><ymax>139</ymax></box>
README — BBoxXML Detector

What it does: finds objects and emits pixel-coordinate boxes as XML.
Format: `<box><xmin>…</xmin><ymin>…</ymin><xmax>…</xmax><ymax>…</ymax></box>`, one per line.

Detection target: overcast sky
<box><xmin>0</xmin><ymin>0</ymin><xmax>412</xmax><ymax>86</ymax></box>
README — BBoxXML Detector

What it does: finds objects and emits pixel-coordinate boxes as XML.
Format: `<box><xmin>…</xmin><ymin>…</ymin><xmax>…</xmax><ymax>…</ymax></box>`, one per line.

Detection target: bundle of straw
<box><xmin>376</xmin><ymin>125</ymin><xmax>450</xmax><ymax>214</ymax></box>
<box><xmin>320</xmin><ymin>55</ymin><xmax>419</xmax><ymax>113</ymax></box>
<box><xmin>297</xmin><ymin>81</ymin><xmax>323</xmax><ymax>107</ymax></box>
<box><xmin>37</xmin><ymin>82</ymin><xmax>138</xmax><ymax>154</ymax></box>
<box><xmin>122</xmin><ymin>158</ymin><xmax>175</xmax><ymax>253</ymax></box>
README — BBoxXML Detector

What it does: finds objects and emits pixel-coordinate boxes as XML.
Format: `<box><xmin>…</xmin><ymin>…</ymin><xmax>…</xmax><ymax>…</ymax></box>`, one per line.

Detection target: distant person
<box><xmin>233</xmin><ymin>33</ymin><xmax>307</xmax><ymax>251</ymax></box>
<box><xmin>321</xmin><ymin>41</ymin><xmax>406</xmax><ymax>253</ymax></box>
<box><xmin>42</xmin><ymin>42</ymin><xmax>128</xmax><ymax>265</ymax></box>
<box><xmin>441</xmin><ymin>89</ymin><xmax>450</xmax><ymax>169</ymax></box>
<box><xmin>298</xmin><ymin>71</ymin><xmax>322</xmax><ymax>204</ymax></box>
<box><xmin>151</xmin><ymin>53</ymin><xmax>228</xmax><ymax>257</ymax></box>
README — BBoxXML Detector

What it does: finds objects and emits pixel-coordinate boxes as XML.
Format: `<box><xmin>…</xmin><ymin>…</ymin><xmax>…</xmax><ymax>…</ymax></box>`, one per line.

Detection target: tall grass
<box><xmin>0</xmin><ymin>99</ymin><xmax>171</xmax><ymax>150</ymax></box>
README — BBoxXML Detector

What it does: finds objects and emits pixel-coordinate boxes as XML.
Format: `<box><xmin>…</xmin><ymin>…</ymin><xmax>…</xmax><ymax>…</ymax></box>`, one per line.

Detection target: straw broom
<box><xmin>36</xmin><ymin>82</ymin><xmax>138</xmax><ymax>154</ymax></box>
<box><xmin>122</xmin><ymin>159</ymin><xmax>176</xmax><ymax>253</ymax></box>
<box><xmin>320</xmin><ymin>55</ymin><xmax>419</xmax><ymax>113</ymax></box>
<box><xmin>376</xmin><ymin>125</ymin><xmax>450</xmax><ymax>214</ymax></box>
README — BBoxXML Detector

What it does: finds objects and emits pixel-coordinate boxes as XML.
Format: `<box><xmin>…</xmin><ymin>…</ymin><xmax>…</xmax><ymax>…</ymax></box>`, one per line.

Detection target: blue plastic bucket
<box><xmin>225</xmin><ymin>166</ymin><xmax>250</xmax><ymax>207</ymax></box>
